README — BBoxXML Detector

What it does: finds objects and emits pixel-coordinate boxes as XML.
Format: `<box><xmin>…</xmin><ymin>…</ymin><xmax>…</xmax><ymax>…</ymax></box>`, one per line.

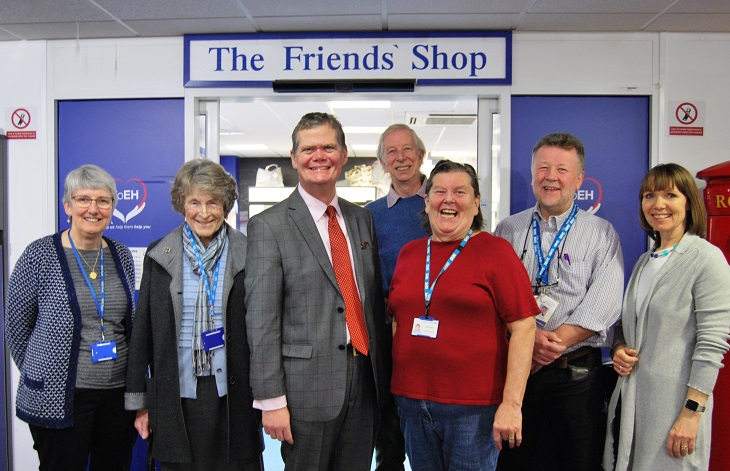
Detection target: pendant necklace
<box><xmin>70</xmin><ymin>232</ymin><xmax>102</xmax><ymax>279</ymax></box>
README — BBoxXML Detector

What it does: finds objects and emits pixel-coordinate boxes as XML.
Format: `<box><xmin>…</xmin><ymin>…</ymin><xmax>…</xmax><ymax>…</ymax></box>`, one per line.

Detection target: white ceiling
<box><xmin>4</xmin><ymin>0</ymin><xmax>728</xmax><ymax>159</ymax></box>
<box><xmin>3</xmin><ymin>0</ymin><xmax>730</xmax><ymax>41</ymax></box>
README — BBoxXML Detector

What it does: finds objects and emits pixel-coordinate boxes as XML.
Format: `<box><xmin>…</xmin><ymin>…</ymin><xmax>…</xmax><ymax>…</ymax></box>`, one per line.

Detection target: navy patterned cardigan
<box><xmin>6</xmin><ymin>232</ymin><xmax>135</xmax><ymax>428</ymax></box>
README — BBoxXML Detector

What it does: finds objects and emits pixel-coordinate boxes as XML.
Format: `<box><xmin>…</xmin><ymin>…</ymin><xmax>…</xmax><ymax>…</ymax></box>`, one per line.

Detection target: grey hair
<box><xmin>531</xmin><ymin>132</ymin><xmax>586</xmax><ymax>173</ymax></box>
<box><xmin>170</xmin><ymin>159</ymin><xmax>238</xmax><ymax>215</ymax></box>
<box><xmin>376</xmin><ymin>124</ymin><xmax>426</xmax><ymax>163</ymax></box>
<box><xmin>63</xmin><ymin>164</ymin><xmax>118</xmax><ymax>210</ymax></box>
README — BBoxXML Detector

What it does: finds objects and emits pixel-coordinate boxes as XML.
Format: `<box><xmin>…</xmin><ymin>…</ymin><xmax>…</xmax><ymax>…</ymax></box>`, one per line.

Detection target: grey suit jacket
<box><xmin>245</xmin><ymin>189</ymin><xmax>390</xmax><ymax>422</ymax></box>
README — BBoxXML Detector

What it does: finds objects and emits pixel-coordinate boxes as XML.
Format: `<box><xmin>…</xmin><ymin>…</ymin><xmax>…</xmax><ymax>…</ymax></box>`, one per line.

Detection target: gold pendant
<box><xmin>89</xmin><ymin>271</ymin><xmax>98</xmax><ymax>280</ymax></box>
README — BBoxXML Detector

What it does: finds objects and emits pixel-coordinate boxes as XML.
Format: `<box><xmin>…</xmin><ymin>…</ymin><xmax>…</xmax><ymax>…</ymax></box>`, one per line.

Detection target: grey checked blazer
<box><xmin>245</xmin><ymin>189</ymin><xmax>391</xmax><ymax>422</ymax></box>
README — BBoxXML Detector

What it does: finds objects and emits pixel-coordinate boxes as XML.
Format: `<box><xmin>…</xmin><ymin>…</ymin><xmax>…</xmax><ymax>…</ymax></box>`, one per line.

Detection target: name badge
<box><xmin>201</xmin><ymin>327</ymin><xmax>225</xmax><ymax>351</ymax></box>
<box><xmin>91</xmin><ymin>340</ymin><xmax>118</xmax><ymax>362</ymax></box>
<box><xmin>412</xmin><ymin>317</ymin><xmax>439</xmax><ymax>338</ymax></box>
<box><xmin>535</xmin><ymin>294</ymin><xmax>559</xmax><ymax>328</ymax></box>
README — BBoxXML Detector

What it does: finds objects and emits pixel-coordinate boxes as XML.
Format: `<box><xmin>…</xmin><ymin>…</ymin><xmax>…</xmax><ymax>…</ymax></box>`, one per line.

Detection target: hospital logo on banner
<box><xmin>575</xmin><ymin>177</ymin><xmax>603</xmax><ymax>215</ymax></box>
<box><xmin>109</xmin><ymin>177</ymin><xmax>148</xmax><ymax>227</ymax></box>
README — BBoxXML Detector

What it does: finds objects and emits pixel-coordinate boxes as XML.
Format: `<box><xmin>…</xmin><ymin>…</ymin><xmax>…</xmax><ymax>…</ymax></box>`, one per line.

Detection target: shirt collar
<box><xmin>386</xmin><ymin>175</ymin><xmax>427</xmax><ymax>208</ymax></box>
<box><xmin>297</xmin><ymin>184</ymin><xmax>341</xmax><ymax>222</ymax></box>
<box><xmin>533</xmin><ymin>202</ymin><xmax>576</xmax><ymax>229</ymax></box>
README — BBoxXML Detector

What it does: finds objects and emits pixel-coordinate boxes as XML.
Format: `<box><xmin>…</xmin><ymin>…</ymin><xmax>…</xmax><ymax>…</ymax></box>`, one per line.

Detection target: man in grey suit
<box><xmin>245</xmin><ymin>112</ymin><xmax>391</xmax><ymax>470</ymax></box>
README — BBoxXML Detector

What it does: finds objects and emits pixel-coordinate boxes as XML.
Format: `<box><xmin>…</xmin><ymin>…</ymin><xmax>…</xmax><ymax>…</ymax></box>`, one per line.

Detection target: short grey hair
<box><xmin>170</xmin><ymin>159</ymin><xmax>238</xmax><ymax>215</ymax></box>
<box><xmin>377</xmin><ymin>124</ymin><xmax>426</xmax><ymax>163</ymax></box>
<box><xmin>63</xmin><ymin>164</ymin><xmax>118</xmax><ymax>210</ymax></box>
<box><xmin>531</xmin><ymin>132</ymin><xmax>586</xmax><ymax>173</ymax></box>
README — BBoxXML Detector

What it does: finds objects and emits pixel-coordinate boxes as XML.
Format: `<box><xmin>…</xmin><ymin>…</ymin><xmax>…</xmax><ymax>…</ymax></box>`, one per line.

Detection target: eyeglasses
<box><xmin>185</xmin><ymin>200</ymin><xmax>223</xmax><ymax>213</ymax></box>
<box><xmin>71</xmin><ymin>195</ymin><xmax>114</xmax><ymax>209</ymax></box>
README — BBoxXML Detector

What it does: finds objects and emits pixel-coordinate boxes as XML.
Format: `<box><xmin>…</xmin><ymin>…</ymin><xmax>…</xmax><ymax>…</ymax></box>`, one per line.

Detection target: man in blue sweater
<box><xmin>365</xmin><ymin>124</ymin><xmax>429</xmax><ymax>470</ymax></box>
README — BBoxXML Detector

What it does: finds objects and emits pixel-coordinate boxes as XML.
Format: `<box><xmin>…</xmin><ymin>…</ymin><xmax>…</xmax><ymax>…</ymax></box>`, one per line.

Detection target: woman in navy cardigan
<box><xmin>6</xmin><ymin>164</ymin><xmax>136</xmax><ymax>470</ymax></box>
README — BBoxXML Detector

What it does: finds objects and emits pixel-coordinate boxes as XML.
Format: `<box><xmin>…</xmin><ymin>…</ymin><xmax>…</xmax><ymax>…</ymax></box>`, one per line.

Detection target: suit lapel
<box><xmin>287</xmin><ymin>191</ymin><xmax>340</xmax><ymax>291</ymax></box>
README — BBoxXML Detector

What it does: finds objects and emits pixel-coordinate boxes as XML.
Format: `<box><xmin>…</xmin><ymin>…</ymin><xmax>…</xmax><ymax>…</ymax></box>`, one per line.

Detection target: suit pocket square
<box><xmin>361</xmin><ymin>241</ymin><xmax>371</xmax><ymax>249</ymax></box>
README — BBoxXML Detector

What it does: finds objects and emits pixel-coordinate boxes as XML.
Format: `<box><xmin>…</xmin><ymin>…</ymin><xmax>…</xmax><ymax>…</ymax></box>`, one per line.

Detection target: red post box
<box><xmin>696</xmin><ymin>160</ymin><xmax>730</xmax><ymax>471</ymax></box>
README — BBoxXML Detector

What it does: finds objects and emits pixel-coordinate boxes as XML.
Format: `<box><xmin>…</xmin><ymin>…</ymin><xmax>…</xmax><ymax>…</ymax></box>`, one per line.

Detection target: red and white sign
<box><xmin>6</xmin><ymin>107</ymin><xmax>37</xmax><ymax>139</ymax></box>
<box><xmin>669</xmin><ymin>101</ymin><xmax>705</xmax><ymax>136</ymax></box>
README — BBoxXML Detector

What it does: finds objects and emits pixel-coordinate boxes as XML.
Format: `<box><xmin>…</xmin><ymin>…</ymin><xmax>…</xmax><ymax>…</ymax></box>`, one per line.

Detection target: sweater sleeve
<box><xmin>6</xmin><ymin>242</ymin><xmax>43</xmax><ymax>369</ymax></box>
<box><xmin>688</xmin><ymin>245</ymin><xmax>730</xmax><ymax>394</ymax></box>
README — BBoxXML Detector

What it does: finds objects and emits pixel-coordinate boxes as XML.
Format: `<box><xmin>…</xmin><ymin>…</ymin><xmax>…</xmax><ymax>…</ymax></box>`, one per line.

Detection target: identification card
<box><xmin>535</xmin><ymin>293</ymin><xmax>559</xmax><ymax>328</ymax></box>
<box><xmin>201</xmin><ymin>327</ymin><xmax>225</xmax><ymax>351</ymax></box>
<box><xmin>91</xmin><ymin>340</ymin><xmax>118</xmax><ymax>362</ymax></box>
<box><xmin>412</xmin><ymin>317</ymin><xmax>439</xmax><ymax>338</ymax></box>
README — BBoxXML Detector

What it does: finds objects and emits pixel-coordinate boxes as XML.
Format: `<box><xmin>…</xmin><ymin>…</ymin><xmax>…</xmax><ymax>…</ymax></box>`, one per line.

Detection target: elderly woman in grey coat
<box><xmin>603</xmin><ymin>163</ymin><xmax>730</xmax><ymax>471</ymax></box>
<box><xmin>125</xmin><ymin>159</ymin><xmax>263</xmax><ymax>470</ymax></box>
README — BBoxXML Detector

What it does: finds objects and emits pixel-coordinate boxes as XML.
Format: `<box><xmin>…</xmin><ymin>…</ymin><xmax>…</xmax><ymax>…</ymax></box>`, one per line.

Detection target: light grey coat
<box><xmin>603</xmin><ymin>233</ymin><xmax>730</xmax><ymax>471</ymax></box>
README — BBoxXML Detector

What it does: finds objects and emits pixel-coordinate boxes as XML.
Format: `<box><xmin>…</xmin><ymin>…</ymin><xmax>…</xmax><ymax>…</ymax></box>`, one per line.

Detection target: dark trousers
<box><xmin>497</xmin><ymin>349</ymin><xmax>605</xmax><ymax>471</ymax></box>
<box><xmin>281</xmin><ymin>346</ymin><xmax>379</xmax><ymax>471</ymax></box>
<box><xmin>375</xmin><ymin>393</ymin><xmax>406</xmax><ymax>471</ymax></box>
<box><xmin>29</xmin><ymin>387</ymin><xmax>137</xmax><ymax>471</ymax></box>
<box><xmin>161</xmin><ymin>376</ymin><xmax>262</xmax><ymax>471</ymax></box>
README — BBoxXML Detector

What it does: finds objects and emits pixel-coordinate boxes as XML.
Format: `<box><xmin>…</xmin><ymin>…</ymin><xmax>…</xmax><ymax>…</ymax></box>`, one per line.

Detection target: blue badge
<box><xmin>91</xmin><ymin>340</ymin><xmax>118</xmax><ymax>362</ymax></box>
<box><xmin>201</xmin><ymin>327</ymin><xmax>225</xmax><ymax>351</ymax></box>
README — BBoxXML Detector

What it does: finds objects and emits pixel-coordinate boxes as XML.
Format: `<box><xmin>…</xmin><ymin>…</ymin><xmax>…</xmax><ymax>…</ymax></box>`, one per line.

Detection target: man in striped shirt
<box><xmin>495</xmin><ymin>133</ymin><xmax>624</xmax><ymax>471</ymax></box>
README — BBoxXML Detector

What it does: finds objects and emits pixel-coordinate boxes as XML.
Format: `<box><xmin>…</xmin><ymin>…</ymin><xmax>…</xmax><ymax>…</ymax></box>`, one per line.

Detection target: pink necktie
<box><xmin>326</xmin><ymin>205</ymin><xmax>370</xmax><ymax>355</ymax></box>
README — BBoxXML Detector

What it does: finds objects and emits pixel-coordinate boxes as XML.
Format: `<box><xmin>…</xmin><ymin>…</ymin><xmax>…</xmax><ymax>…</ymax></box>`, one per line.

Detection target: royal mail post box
<box><xmin>697</xmin><ymin>160</ymin><xmax>730</xmax><ymax>471</ymax></box>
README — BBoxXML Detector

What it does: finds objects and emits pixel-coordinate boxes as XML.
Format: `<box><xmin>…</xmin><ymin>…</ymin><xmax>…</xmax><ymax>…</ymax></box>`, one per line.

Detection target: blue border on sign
<box><xmin>183</xmin><ymin>31</ymin><xmax>512</xmax><ymax>88</ymax></box>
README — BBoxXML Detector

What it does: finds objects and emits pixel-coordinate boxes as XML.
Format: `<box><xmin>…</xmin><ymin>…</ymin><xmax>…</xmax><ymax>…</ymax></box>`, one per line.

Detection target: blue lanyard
<box><xmin>531</xmin><ymin>203</ymin><xmax>578</xmax><ymax>285</ymax></box>
<box><xmin>185</xmin><ymin>224</ymin><xmax>221</xmax><ymax>318</ymax></box>
<box><xmin>68</xmin><ymin>232</ymin><xmax>106</xmax><ymax>339</ymax></box>
<box><xmin>424</xmin><ymin>229</ymin><xmax>473</xmax><ymax>314</ymax></box>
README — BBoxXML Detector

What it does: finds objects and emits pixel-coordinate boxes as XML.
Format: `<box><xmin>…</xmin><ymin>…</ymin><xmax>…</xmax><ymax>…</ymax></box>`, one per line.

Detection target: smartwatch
<box><xmin>684</xmin><ymin>399</ymin><xmax>706</xmax><ymax>413</ymax></box>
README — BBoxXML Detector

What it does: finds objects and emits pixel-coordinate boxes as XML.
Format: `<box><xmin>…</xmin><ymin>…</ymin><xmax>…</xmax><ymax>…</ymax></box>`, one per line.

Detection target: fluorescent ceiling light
<box><xmin>344</xmin><ymin>126</ymin><xmax>387</xmax><ymax>134</ymax></box>
<box><xmin>351</xmin><ymin>144</ymin><xmax>378</xmax><ymax>151</ymax></box>
<box><xmin>328</xmin><ymin>101</ymin><xmax>390</xmax><ymax>109</ymax></box>
<box><xmin>225</xmin><ymin>144</ymin><xmax>269</xmax><ymax>151</ymax></box>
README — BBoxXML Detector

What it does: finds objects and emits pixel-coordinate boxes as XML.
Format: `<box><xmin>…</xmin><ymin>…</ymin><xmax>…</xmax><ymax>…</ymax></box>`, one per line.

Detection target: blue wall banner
<box><xmin>57</xmin><ymin>98</ymin><xmax>185</xmax><ymax>289</ymax></box>
<box><xmin>184</xmin><ymin>31</ymin><xmax>511</xmax><ymax>87</ymax></box>
<box><xmin>510</xmin><ymin>96</ymin><xmax>650</xmax><ymax>282</ymax></box>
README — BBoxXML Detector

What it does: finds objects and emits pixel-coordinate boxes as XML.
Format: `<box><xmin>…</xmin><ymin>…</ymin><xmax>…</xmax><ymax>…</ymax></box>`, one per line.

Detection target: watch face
<box><xmin>685</xmin><ymin>400</ymin><xmax>705</xmax><ymax>412</ymax></box>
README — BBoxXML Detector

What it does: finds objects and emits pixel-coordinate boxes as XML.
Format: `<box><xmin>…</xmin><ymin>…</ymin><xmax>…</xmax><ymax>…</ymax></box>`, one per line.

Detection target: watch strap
<box><xmin>685</xmin><ymin>399</ymin><xmax>706</xmax><ymax>413</ymax></box>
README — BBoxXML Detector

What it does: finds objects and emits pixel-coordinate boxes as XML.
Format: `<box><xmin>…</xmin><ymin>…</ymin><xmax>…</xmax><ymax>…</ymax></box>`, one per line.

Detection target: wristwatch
<box><xmin>684</xmin><ymin>399</ymin><xmax>706</xmax><ymax>413</ymax></box>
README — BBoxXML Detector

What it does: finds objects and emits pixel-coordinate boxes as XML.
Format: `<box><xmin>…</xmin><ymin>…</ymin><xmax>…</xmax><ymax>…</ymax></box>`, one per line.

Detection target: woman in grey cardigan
<box><xmin>603</xmin><ymin>163</ymin><xmax>730</xmax><ymax>471</ymax></box>
<box><xmin>125</xmin><ymin>160</ymin><xmax>263</xmax><ymax>470</ymax></box>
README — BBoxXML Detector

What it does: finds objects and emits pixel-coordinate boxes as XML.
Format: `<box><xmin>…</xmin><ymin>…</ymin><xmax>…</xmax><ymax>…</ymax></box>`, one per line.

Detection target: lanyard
<box><xmin>531</xmin><ymin>203</ymin><xmax>578</xmax><ymax>285</ymax></box>
<box><xmin>185</xmin><ymin>224</ymin><xmax>221</xmax><ymax>318</ymax></box>
<box><xmin>68</xmin><ymin>232</ymin><xmax>106</xmax><ymax>339</ymax></box>
<box><xmin>424</xmin><ymin>229</ymin><xmax>473</xmax><ymax>316</ymax></box>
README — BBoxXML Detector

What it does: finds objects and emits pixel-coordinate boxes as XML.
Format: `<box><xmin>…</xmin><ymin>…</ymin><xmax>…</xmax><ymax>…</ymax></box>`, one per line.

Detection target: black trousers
<box><xmin>497</xmin><ymin>350</ymin><xmax>605</xmax><ymax>471</ymax></box>
<box><xmin>374</xmin><ymin>393</ymin><xmax>406</xmax><ymax>471</ymax></box>
<box><xmin>29</xmin><ymin>387</ymin><xmax>137</xmax><ymax>471</ymax></box>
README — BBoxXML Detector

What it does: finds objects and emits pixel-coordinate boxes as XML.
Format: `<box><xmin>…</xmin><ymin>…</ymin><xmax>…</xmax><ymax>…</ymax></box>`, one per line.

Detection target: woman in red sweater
<box><xmin>388</xmin><ymin>160</ymin><xmax>538</xmax><ymax>470</ymax></box>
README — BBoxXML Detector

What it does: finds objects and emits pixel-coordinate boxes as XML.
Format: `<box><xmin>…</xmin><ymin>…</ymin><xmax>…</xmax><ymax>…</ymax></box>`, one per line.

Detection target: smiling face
<box><xmin>531</xmin><ymin>145</ymin><xmax>584</xmax><ymax>219</ymax></box>
<box><xmin>291</xmin><ymin>124</ymin><xmax>347</xmax><ymax>203</ymax></box>
<box><xmin>425</xmin><ymin>171</ymin><xmax>480</xmax><ymax>242</ymax></box>
<box><xmin>641</xmin><ymin>185</ymin><xmax>688</xmax><ymax>247</ymax></box>
<box><xmin>64</xmin><ymin>188</ymin><xmax>114</xmax><ymax>245</ymax></box>
<box><xmin>382</xmin><ymin>128</ymin><xmax>425</xmax><ymax>189</ymax></box>
<box><xmin>184</xmin><ymin>187</ymin><xmax>225</xmax><ymax>247</ymax></box>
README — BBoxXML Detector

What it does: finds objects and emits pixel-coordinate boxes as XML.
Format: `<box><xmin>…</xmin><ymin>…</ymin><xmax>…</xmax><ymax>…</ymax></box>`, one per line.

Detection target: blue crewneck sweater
<box><xmin>366</xmin><ymin>194</ymin><xmax>428</xmax><ymax>294</ymax></box>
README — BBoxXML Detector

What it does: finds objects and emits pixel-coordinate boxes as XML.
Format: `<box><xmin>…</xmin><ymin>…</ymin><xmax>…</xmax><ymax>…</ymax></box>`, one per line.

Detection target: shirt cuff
<box><xmin>253</xmin><ymin>395</ymin><xmax>287</xmax><ymax>411</ymax></box>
